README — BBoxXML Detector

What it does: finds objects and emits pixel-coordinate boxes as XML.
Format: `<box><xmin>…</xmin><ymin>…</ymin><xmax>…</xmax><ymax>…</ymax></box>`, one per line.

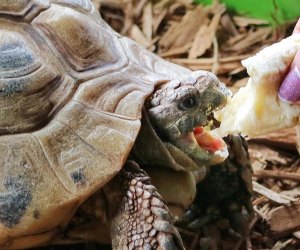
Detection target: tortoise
<box><xmin>0</xmin><ymin>0</ymin><xmax>232</xmax><ymax>249</ymax></box>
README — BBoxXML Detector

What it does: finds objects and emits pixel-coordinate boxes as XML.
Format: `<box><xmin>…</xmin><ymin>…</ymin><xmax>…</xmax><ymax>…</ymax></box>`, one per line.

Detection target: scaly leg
<box><xmin>104</xmin><ymin>161</ymin><xmax>184</xmax><ymax>250</ymax></box>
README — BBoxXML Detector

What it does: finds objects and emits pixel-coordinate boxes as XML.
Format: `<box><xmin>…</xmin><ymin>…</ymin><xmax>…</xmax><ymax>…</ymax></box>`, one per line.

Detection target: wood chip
<box><xmin>160</xmin><ymin>43</ymin><xmax>193</xmax><ymax>57</ymax></box>
<box><xmin>253</xmin><ymin>170</ymin><xmax>300</xmax><ymax>182</ymax></box>
<box><xmin>121</xmin><ymin>1</ymin><xmax>134</xmax><ymax>34</ymax></box>
<box><xmin>154</xmin><ymin>0</ymin><xmax>192</xmax><ymax>9</ymax></box>
<box><xmin>248</xmin><ymin>142</ymin><xmax>295</xmax><ymax>168</ymax></box>
<box><xmin>224</xmin><ymin>27</ymin><xmax>272</xmax><ymax>52</ymax></box>
<box><xmin>280</xmin><ymin>187</ymin><xmax>300</xmax><ymax>200</ymax></box>
<box><xmin>220</xmin><ymin>13</ymin><xmax>239</xmax><ymax>36</ymax></box>
<box><xmin>169</xmin><ymin>54</ymin><xmax>250</xmax><ymax>74</ymax></box>
<box><xmin>225</xmin><ymin>33</ymin><xmax>247</xmax><ymax>46</ymax></box>
<box><xmin>98</xmin><ymin>0</ymin><xmax>127</xmax><ymax>8</ymax></box>
<box><xmin>229</xmin><ymin>65</ymin><xmax>246</xmax><ymax>75</ymax></box>
<box><xmin>142</xmin><ymin>2</ymin><xmax>152</xmax><ymax>40</ymax></box>
<box><xmin>188</xmin><ymin>8</ymin><xmax>222</xmax><ymax>58</ymax></box>
<box><xmin>129</xmin><ymin>24</ymin><xmax>152</xmax><ymax>48</ymax></box>
<box><xmin>152</xmin><ymin>8</ymin><xmax>167</xmax><ymax>35</ymax></box>
<box><xmin>267</xmin><ymin>202</ymin><xmax>300</xmax><ymax>237</ymax></box>
<box><xmin>159</xmin><ymin>5</ymin><xmax>209</xmax><ymax>52</ymax></box>
<box><xmin>293</xmin><ymin>231</ymin><xmax>300</xmax><ymax>239</ymax></box>
<box><xmin>295</xmin><ymin>125</ymin><xmax>300</xmax><ymax>154</ymax></box>
<box><xmin>211</xmin><ymin>36</ymin><xmax>219</xmax><ymax>74</ymax></box>
<box><xmin>253</xmin><ymin>181</ymin><xmax>292</xmax><ymax>205</ymax></box>
<box><xmin>134</xmin><ymin>0</ymin><xmax>148</xmax><ymax>18</ymax></box>
<box><xmin>250</xmin><ymin>127</ymin><xmax>298</xmax><ymax>152</ymax></box>
<box><xmin>254</xmin><ymin>203</ymin><xmax>270</xmax><ymax>220</ymax></box>
<box><xmin>170</xmin><ymin>54</ymin><xmax>251</xmax><ymax>64</ymax></box>
<box><xmin>271</xmin><ymin>238</ymin><xmax>293</xmax><ymax>250</ymax></box>
<box><xmin>253</xmin><ymin>196</ymin><xmax>268</xmax><ymax>206</ymax></box>
<box><xmin>233</xmin><ymin>16</ymin><xmax>270</xmax><ymax>27</ymax></box>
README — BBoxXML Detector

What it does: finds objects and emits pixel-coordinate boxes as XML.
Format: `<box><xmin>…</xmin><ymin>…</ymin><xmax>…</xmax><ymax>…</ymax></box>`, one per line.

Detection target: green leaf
<box><xmin>195</xmin><ymin>0</ymin><xmax>300</xmax><ymax>25</ymax></box>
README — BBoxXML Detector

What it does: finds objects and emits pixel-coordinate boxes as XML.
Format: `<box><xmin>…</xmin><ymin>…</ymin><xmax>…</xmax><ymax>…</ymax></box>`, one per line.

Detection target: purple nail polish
<box><xmin>278</xmin><ymin>65</ymin><xmax>300</xmax><ymax>104</ymax></box>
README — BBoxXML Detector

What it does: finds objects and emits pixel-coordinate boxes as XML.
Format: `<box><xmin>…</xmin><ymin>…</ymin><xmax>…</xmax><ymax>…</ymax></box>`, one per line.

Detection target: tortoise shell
<box><xmin>0</xmin><ymin>0</ymin><xmax>190</xmax><ymax>248</ymax></box>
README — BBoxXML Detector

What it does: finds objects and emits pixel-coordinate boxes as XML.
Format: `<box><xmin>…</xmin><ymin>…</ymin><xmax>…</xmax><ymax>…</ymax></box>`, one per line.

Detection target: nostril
<box><xmin>218</xmin><ymin>86</ymin><xmax>231</xmax><ymax>107</ymax></box>
<box><xmin>224</xmin><ymin>86</ymin><xmax>232</xmax><ymax>97</ymax></box>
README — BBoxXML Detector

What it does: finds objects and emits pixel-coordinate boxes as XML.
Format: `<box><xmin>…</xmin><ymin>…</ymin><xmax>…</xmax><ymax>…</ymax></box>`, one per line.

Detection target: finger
<box><xmin>278</xmin><ymin>50</ymin><xmax>300</xmax><ymax>103</ymax></box>
<box><xmin>292</xmin><ymin>18</ymin><xmax>300</xmax><ymax>35</ymax></box>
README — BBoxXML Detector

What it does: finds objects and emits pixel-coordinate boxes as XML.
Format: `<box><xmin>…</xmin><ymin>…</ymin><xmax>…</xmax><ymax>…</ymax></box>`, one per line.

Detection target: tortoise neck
<box><xmin>131</xmin><ymin>108</ymin><xmax>202</xmax><ymax>172</ymax></box>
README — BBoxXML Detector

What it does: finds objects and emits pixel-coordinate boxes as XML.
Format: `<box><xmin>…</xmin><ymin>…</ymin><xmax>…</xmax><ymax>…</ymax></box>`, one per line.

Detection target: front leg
<box><xmin>178</xmin><ymin>135</ymin><xmax>253</xmax><ymax>247</ymax></box>
<box><xmin>104</xmin><ymin>161</ymin><xmax>184</xmax><ymax>250</ymax></box>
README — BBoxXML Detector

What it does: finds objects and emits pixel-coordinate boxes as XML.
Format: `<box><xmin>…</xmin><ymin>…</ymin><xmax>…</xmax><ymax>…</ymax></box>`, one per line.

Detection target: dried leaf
<box><xmin>224</xmin><ymin>27</ymin><xmax>272</xmax><ymax>53</ymax></box>
<box><xmin>189</xmin><ymin>4</ymin><xmax>225</xmax><ymax>59</ymax></box>
<box><xmin>159</xmin><ymin>5</ymin><xmax>209</xmax><ymax>52</ymax></box>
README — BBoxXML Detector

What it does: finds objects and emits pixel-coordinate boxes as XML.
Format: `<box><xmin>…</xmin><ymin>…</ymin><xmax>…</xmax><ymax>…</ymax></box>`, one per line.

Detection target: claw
<box><xmin>187</xmin><ymin>215</ymin><xmax>212</xmax><ymax>230</ymax></box>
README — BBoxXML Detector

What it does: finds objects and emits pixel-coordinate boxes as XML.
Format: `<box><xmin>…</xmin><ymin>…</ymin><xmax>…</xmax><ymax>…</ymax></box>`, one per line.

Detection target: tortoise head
<box><xmin>147</xmin><ymin>71</ymin><xmax>230</xmax><ymax>168</ymax></box>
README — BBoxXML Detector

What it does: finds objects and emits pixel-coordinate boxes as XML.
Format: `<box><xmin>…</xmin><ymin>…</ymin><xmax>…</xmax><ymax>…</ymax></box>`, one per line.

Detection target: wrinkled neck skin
<box><xmin>134</xmin><ymin>71</ymin><xmax>230</xmax><ymax>174</ymax></box>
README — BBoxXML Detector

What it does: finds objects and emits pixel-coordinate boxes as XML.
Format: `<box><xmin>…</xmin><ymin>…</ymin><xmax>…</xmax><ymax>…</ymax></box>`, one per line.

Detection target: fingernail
<box><xmin>278</xmin><ymin>65</ymin><xmax>300</xmax><ymax>103</ymax></box>
<box><xmin>278</xmin><ymin>51</ymin><xmax>300</xmax><ymax>103</ymax></box>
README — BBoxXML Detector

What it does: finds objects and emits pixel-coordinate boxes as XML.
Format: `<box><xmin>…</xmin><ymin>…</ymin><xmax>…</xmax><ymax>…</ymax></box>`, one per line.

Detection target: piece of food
<box><xmin>214</xmin><ymin>34</ymin><xmax>300</xmax><ymax>138</ymax></box>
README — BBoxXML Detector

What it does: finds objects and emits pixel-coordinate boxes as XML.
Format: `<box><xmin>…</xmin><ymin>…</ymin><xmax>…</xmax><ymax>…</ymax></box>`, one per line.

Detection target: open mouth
<box><xmin>193</xmin><ymin>126</ymin><xmax>226</xmax><ymax>153</ymax></box>
<box><xmin>192</xmin><ymin>113</ymin><xmax>226</xmax><ymax>153</ymax></box>
<box><xmin>181</xmin><ymin>114</ymin><xmax>228</xmax><ymax>165</ymax></box>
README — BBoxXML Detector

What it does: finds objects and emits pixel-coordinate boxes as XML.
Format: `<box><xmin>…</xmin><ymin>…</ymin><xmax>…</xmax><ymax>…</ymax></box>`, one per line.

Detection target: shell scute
<box><xmin>0</xmin><ymin>134</ymin><xmax>76</xmax><ymax>247</ymax></box>
<box><xmin>0</xmin><ymin>0</ymin><xmax>49</xmax><ymax>21</ymax></box>
<box><xmin>0</xmin><ymin>24</ymin><xmax>76</xmax><ymax>135</ymax></box>
<box><xmin>74</xmin><ymin>72</ymin><xmax>154</xmax><ymax>119</ymax></box>
<box><xmin>34</xmin><ymin>102</ymin><xmax>140</xmax><ymax>196</ymax></box>
<box><xmin>33</xmin><ymin>4</ymin><xmax>127</xmax><ymax>80</ymax></box>
<box><xmin>50</xmin><ymin>0</ymin><xmax>93</xmax><ymax>12</ymax></box>
<box><xmin>0</xmin><ymin>41</ymin><xmax>38</xmax><ymax>78</ymax></box>
<box><xmin>0</xmin><ymin>31</ymin><xmax>39</xmax><ymax>80</ymax></box>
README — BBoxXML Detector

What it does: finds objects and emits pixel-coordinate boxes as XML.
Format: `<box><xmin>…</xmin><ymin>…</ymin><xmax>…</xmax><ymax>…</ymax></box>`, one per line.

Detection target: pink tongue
<box><xmin>193</xmin><ymin>127</ymin><xmax>225</xmax><ymax>153</ymax></box>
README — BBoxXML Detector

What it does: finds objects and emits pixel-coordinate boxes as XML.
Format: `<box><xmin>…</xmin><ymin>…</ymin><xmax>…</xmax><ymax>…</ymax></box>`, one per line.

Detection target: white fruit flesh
<box><xmin>213</xmin><ymin>34</ymin><xmax>300</xmax><ymax>138</ymax></box>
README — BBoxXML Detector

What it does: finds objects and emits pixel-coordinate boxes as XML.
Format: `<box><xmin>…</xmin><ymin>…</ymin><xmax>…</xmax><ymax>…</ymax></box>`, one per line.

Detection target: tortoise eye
<box><xmin>179</xmin><ymin>96</ymin><xmax>198</xmax><ymax>110</ymax></box>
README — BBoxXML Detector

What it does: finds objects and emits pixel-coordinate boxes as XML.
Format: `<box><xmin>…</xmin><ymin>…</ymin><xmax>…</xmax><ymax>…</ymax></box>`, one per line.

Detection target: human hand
<box><xmin>278</xmin><ymin>18</ymin><xmax>300</xmax><ymax>103</ymax></box>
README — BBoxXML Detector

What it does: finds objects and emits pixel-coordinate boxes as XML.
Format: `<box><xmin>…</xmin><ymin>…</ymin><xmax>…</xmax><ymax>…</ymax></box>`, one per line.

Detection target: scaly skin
<box><xmin>178</xmin><ymin>135</ymin><xmax>253</xmax><ymax>248</ymax></box>
<box><xmin>147</xmin><ymin>71</ymin><xmax>230</xmax><ymax>168</ymax></box>
<box><xmin>104</xmin><ymin>161</ymin><xmax>184</xmax><ymax>250</ymax></box>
